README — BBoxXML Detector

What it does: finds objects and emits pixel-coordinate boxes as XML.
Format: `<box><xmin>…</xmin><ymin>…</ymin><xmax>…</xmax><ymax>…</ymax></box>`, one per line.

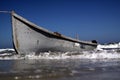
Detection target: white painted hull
<box><xmin>11</xmin><ymin>11</ymin><xmax>97</xmax><ymax>54</ymax></box>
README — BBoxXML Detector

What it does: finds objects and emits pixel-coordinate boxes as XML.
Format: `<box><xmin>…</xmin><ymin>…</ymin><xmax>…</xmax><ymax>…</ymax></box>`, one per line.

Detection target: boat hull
<box><xmin>11</xmin><ymin>12</ymin><xmax>97</xmax><ymax>54</ymax></box>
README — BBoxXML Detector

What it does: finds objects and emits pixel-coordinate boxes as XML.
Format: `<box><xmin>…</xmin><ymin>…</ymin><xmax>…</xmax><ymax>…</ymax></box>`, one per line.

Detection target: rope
<box><xmin>0</xmin><ymin>11</ymin><xmax>11</xmax><ymax>13</ymax></box>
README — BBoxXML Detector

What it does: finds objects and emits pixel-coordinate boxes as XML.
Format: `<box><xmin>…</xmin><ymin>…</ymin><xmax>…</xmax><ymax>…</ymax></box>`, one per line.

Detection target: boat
<box><xmin>11</xmin><ymin>11</ymin><xmax>97</xmax><ymax>54</ymax></box>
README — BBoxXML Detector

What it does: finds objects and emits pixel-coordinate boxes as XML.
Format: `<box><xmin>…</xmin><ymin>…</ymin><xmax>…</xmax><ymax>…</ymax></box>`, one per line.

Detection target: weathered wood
<box><xmin>11</xmin><ymin>11</ymin><xmax>97</xmax><ymax>54</ymax></box>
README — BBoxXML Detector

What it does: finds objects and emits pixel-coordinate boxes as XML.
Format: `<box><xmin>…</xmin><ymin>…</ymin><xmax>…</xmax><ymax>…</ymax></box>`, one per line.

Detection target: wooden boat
<box><xmin>11</xmin><ymin>11</ymin><xmax>97</xmax><ymax>54</ymax></box>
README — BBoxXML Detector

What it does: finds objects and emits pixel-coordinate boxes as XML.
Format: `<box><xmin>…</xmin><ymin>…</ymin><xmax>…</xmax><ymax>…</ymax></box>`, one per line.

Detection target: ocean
<box><xmin>0</xmin><ymin>44</ymin><xmax>120</xmax><ymax>80</ymax></box>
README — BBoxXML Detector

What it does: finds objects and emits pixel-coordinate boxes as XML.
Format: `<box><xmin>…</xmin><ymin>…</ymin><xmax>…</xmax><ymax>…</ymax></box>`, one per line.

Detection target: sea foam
<box><xmin>0</xmin><ymin>43</ymin><xmax>120</xmax><ymax>60</ymax></box>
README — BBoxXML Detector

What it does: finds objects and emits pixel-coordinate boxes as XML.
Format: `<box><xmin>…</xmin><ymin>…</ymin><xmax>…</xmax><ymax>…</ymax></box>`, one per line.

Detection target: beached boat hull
<box><xmin>11</xmin><ymin>11</ymin><xmax>97</xmax><ymax>54</ymax></box>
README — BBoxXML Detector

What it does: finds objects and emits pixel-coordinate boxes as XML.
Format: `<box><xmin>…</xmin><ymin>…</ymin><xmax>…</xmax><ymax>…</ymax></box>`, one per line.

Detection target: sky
<box><xmin>0</xmin><ymin>0</ymin><xmax>120</xmax><ymax>48</ymax></box>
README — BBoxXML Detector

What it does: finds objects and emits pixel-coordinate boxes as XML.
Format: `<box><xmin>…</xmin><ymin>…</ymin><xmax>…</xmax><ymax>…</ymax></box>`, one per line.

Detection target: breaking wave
<box><xmin>0</xmin><ymin>43</ymin><xmax>120</xmax><ymax>60</ymax></box>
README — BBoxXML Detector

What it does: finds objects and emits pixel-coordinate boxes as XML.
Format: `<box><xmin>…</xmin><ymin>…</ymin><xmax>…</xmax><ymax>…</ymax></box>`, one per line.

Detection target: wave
<box><xmin>0</xmin><ymin>43</ymin><xmax>120</xmax><ymax>60</ymax></box>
